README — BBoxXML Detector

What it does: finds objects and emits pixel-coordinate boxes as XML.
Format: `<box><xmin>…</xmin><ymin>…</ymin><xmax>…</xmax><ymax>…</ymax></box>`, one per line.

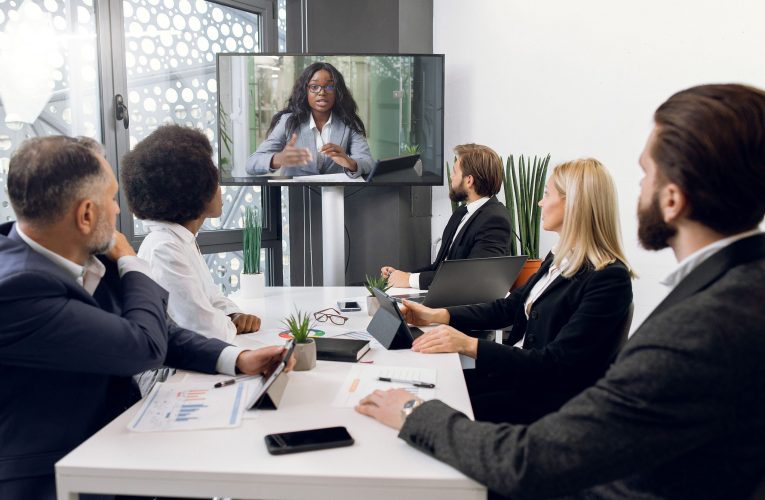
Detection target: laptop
<box><xmin>365</xmin><ymin>153</ymin><xmax>420</xmax><ymax>183</ymax></box>
<box><xmin>394</xmin><ymin>255</ymin><xmax>528</xmax><ymax>308</ymax></box>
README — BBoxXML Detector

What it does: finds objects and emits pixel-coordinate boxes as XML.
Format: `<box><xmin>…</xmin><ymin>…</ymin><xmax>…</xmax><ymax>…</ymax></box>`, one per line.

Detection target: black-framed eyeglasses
<box><xmin>307</xmin><ymin>84</ymin><xmax>336</xmax><ymax>94</ymax></box>
<box><xmin>313</xmin><ymin>308</ymin><xmax>348</xmax><ymax>325</ymax></box>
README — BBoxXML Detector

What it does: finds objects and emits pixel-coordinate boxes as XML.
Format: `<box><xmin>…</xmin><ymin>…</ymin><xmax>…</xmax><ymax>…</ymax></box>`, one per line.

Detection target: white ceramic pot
<box><xmin>293</xmin><ymin>339</ymin><xmax>316</xmax><ymax>371</ymax></box>
<box><xmin>239</xmin><ymin>273</ymin><xmax>265</xmax><ymax>299</ymax></box>
<box><xmin>366</xmin><ymin>296</ymin><xmax>380</xmax><ymax>317</ymax></box>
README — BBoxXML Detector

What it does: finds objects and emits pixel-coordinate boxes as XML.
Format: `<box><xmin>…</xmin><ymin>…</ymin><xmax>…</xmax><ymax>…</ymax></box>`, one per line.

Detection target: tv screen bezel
<box><xmin>216</xmin><ymin>52</ymin><xmax>445</xmax><ymax>187</ymax></box>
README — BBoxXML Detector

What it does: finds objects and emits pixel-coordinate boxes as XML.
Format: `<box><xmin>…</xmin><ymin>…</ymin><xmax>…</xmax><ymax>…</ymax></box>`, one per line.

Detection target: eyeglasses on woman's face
<box><xmin>313</xmin><ymin>307</ymin><xmax>348</xmax><ymax>325</ymax></box>
<box><xmin>307</xmin><ymin>84</ymin><xmax>336</xmax><ymax>94</ymax></box>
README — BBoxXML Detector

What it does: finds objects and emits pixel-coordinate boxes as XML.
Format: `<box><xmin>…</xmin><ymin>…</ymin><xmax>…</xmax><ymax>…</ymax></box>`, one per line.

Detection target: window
<box><xmin>0</xmin><ymin>0</ymin><xmax>281</xmax><ymax>292</ymax></box>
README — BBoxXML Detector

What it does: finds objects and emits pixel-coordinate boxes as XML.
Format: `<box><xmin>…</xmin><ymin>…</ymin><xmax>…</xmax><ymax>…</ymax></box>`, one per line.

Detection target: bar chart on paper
<box><xmin>128</xmin><ymin>382</ymin><xmax>246</xmax><ymax>432</ymax></box>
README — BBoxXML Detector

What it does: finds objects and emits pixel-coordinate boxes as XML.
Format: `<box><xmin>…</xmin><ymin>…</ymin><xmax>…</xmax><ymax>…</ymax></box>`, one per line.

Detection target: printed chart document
<box><xmin>333</xmin><ymin>364</ymin><xmax>437</xmax><ymax>408</ymax></box>
<box><xmin>128</xmin><ymin>382</ymin><xmax>246</xmax><ymax>432</ymax></box>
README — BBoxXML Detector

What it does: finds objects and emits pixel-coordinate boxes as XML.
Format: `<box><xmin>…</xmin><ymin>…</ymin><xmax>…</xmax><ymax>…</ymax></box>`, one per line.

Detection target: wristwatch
<box><xmin>401</xmin><ymin>398</ymin><xmax>423</xmax><ymax>422</ymax></box>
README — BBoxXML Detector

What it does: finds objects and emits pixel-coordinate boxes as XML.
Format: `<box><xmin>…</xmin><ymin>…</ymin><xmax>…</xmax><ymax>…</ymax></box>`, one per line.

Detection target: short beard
<box><xmin>87</xmin><ymin>212</ymin><xmax>116</xmax><ymax>255</ymax></box>
<box><xmin>637</xmin><ymin>192</ymin><xmax>676</xmax><ymax>250</ymax></box>
<box><xmin>449</xmin><ymin>184</ymin><xmax>468</xmax><ymax>203</ymax></box>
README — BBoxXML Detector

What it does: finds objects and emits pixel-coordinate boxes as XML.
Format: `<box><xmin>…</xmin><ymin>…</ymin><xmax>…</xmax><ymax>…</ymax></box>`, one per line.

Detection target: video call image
<box><xmin>217</xmin><ymin>53</ymin><xmax>444</xmax><ymax>185</ymax></box>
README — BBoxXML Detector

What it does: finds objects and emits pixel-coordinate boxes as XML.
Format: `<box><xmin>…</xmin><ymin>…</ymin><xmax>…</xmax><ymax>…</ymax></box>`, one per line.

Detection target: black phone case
<box><xmin>265</xmin><ymin>428</ymin><xmax>354</xmax><ymax>455</ymax></box>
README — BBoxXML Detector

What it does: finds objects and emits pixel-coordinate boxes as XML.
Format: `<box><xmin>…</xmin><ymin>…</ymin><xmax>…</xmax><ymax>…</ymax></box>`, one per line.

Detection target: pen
<box><xmin>213</xmin><ymin>375</ymin><xmax>260</xmax><ymax>389</ymax></box>
<box><xmin>377</xmin><ymin>377</ymin><xmax>435</xmax><ymax>389</ymax></box>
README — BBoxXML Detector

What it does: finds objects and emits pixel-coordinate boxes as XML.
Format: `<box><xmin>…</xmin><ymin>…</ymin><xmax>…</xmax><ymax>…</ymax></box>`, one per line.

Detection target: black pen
<box><xmin>214</xmin><ymin>375</ymin><xmax>259</xmax><ymax>389</ymax></box>
<box><xmin>377</xmin><ymin>376</ymin><xmax>435</xmax><ymax>389</ymax></box>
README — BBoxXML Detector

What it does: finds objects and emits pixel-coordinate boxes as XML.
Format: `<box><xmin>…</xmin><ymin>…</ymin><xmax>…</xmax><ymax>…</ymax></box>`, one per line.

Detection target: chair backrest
<box><xmin>608</xmin><ymin>302</ymin><xmax>634</xmax><ymax>361</ymax></box>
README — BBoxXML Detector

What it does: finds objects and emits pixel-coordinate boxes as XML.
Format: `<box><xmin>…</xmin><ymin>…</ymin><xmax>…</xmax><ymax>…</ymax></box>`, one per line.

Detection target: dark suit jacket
<box><xmin>400</xmin><ymin>233</ymin><xmax>765</xmax><ymax>499</ymax></box>
<box><xmin>414</xmin><ymin>196</ymin><xmax>512</xmax><ymax>289</ymax></box>
<box><xmin>0</xmin><ymin>222</ymin><xmax>230</xmax><ymax>499</ymax></box>
<box><xmin>448</xmin><ymin>253</ymin><xmax>633</xmax><ymax>421</ymax></box>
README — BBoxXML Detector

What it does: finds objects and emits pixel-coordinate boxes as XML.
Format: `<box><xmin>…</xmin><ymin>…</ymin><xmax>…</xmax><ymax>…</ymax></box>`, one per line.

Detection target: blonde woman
<box><xmin>402</xmin><ymin>158</ymin><xmax>634</xmax><ymax>423</ymax></box>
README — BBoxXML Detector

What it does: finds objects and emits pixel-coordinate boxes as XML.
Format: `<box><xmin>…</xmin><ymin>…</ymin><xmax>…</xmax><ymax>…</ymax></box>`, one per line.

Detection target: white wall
<box><xmin>432</xmin><ymin>0</ymin><xmax>765</xmax><ymax>330</ymax></box>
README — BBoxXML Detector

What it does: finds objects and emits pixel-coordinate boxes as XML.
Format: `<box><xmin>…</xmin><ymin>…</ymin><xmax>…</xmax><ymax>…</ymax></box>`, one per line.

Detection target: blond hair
<box><xmin>551</xmin><ymin>158</ymin><xmax>634</xmax><ymax>278</ymax></box>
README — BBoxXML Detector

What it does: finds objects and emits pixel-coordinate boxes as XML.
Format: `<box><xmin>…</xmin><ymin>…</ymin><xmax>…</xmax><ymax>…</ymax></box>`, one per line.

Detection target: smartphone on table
<box><xmin>265</xmin><ymin>426</ymin><xmax>354</xmax><ymax>455</ymax></box>
<box><xmin>337</xmin><ymin>300</ymin><xmax>361</xmax><ymax>312</ymax></box>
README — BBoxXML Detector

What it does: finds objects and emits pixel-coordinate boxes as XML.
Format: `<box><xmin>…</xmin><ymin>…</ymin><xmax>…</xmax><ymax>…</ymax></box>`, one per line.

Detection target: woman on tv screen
<box><xmin>245</xmin><ymin>62</ymin><xmax>374</xmax><ymax>178</ymax></box>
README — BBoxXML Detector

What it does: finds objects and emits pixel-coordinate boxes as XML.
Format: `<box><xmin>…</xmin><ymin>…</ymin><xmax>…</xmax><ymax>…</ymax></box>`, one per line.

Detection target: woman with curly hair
<box><xmin>246</xmin><ymin>61</ymin><xmax>374</xmax><ymax>177</ymax></box>
<box><xmin>121</xmin><ymin>124</ymin><xmax>262</xmax><ymax>345</ymax></box>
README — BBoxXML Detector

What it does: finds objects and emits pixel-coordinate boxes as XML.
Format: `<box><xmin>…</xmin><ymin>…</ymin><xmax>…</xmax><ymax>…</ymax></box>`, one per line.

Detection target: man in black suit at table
<box><xmin>381</xmin><ymin>143</ymin><xmax>512</xmax><ymax>290</ymax></box>
<box><xmin>358</xmin><ymin>84</ymin><xmax>765</xmax><ymax>499</ymax></box>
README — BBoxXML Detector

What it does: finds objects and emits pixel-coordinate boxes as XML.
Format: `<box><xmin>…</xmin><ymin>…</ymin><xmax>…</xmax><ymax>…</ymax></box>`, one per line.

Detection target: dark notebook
<box><xmin>315</xmin><ymin>337</ymin><xmax>371</xmax><ymax>362</ymax></box>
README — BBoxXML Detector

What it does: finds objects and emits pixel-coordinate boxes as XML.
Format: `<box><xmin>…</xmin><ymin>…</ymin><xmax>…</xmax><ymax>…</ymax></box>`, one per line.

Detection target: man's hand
<box><xmin>320</xmin><ymin>143</ymin><xmax>357</xmax><ymax>171</ymax></box>
<box><xmin>380</xmin><ymin>265</ymin><xmax>396</xmax><ymax>279</ymax></box>
<box><xmin>235</xmin><ymin>345</ymin><xmax>295</xmax><ymax>376</ymax></box>
<box><xmin>399</xmin><ymin>300</ymin><xmax>449</xmax><ymax>326</ymax></box>
<box><xmin>105</xmin><ymin>231</ymin><xmax>135</xmax><ymax>262</ymax></box>
<box><xmin>411</xmin><ymin>325</ymin><xmax>478</xmax><ymax>357</ymax></box>
<box><xmin>273</xmin><ymin>133</ymin><xmax>312</xmax><ymax>167</ymax></box>
<box><xmin>230</xmin><ymin>313</ymin><xmax>261</xmax><ymax>334</ymax></box>
<box><xmin>355</xmin><ymin>389</ymin><xmax>421</xmax><ymax>430</ymax></box>
<box><xmin>388</xmin><ymin>270</ymin><xmax>411</xmax><ymax>288</ymax></box>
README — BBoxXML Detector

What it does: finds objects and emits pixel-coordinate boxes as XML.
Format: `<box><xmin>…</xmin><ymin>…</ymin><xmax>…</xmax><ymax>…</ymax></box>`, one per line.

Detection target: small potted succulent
<box><xmin>364</xmin><ymin>274</ymin><xmax>391</xmax><ymax>316</ymax></box>
<box><xmin>282</xmin><ymin>310</ymin><xmax>315</xmax><ymax>371</ymax></box>
<box><xmin>239</xmin><ymin>206</ymin><xmax>264</xmax><ymax>299</ymax></box>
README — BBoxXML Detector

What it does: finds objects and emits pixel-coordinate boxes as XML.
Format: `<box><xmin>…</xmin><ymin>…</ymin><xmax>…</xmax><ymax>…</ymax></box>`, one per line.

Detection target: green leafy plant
<box><xmin>503</xmin><ymin>154</ymin><xmax>551</xmax><ymax>259</ymax></box>
<box><xmin>243</xmin><ymin>206</ymin><xmax>262</xmax><ymax>274</ymax></box>
<box><xmin>364</xmin><ymin>274</ymin><xmax>392</xmax><ymax>296</ymax></box>
<box><xmin>282</xmin><ymin>309</ymin><xmax>313</xmax><ymax>344</ymax></box>
<box><xmin>218</xmin><ymin>104</ymin><xmax>233</xmax><ymax>176</ymax></box>
<box><xmin>402</xmin><ymin>144</ymin><xmax>421</xmax><ymax>154</ymax></box>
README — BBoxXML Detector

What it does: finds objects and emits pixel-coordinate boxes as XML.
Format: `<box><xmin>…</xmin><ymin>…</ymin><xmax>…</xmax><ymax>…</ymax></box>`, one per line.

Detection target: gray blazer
<box><xmin>245</xmin><ymin>112</ymin><xmax>374</xmax><ymax>178</ymax></box>
<box><xmin>399</xmin><ymin>233</ymin><xmax>765</xmax><ymax>499</ymax></box>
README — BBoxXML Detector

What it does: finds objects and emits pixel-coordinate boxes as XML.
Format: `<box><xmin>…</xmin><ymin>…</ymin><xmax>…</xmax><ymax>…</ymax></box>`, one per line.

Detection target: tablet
<box><xmin>246</xmin><ymin>340</ymin><xmax>295</xmax><ymax>410</ymax></box>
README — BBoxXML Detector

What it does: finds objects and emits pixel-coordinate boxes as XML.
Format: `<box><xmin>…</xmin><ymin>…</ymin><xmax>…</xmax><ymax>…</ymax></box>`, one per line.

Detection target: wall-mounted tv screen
<box><xmin>217</xmin><ymin>53</ymin><xmax>444</xmax><ymax>186</ymax></box>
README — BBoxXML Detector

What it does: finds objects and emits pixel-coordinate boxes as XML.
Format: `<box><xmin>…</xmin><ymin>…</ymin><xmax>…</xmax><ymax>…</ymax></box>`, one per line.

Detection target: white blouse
<box><xmin>138</xmin><ymin>221</ymin><xmax>240</xmax><ymax>342</ymax></box>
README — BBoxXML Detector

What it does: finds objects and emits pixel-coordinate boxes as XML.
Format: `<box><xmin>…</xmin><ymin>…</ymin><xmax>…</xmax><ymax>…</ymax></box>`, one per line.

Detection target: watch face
<box><xmin>403</xmin><ymin>399</ymin><xmax>418</xmax><ymax>410</ymax></box>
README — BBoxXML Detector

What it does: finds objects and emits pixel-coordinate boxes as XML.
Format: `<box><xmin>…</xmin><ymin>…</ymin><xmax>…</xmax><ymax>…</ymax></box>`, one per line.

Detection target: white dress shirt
<box><xmin>309</xmin><ymin>112</ymin><xmax>332</xmax><ymax>170</ymax></box>
<box><xmin>660</xmin><ymin>228</ymin><xmax>762</xmax><ymax>290</ymax></box>
<box><xmin>138</xmin><ymin>221</ymin><xmax>241</xmax><ymax>343</ymax></box>
<box><xmin>409</xmin><ymin>196</ymin><xmax>491</xmax><ymax>289</ymax></box>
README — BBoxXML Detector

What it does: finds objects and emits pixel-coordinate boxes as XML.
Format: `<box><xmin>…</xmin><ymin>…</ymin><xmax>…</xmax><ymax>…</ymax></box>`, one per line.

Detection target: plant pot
<box><xmin>239</xmin><ymin>272</ymin><xmax>265</xmax><ymax>299</ymax></box>
<box><xmin>512</xmin><ymin>258</ymin><xmax>543</xmax><ymax>290</ymax></box>
<box><xmin>366</xmin><ymin>296</ymin><xmax>380</xmax><ymax>316</ymax></box>
<box><xmin>293</xmin><ymin>339</ymin><xmax>316</xmax><ymax>371</ymax></box>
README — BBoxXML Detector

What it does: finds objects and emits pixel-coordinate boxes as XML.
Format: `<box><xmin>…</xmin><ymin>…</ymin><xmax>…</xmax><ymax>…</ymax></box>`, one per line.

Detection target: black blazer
<box><xmin>0</xmin><ymin>222</ymin><xmax>230</xmax><ymax>499</ymax></box>
<box><xmin>414</xmin><ymin>196</ymin><xmax>512</xmax><ymax>289</ymax></box>
<box><xmin>447</xmin><ymin>252</ymin><xmax>633</xmax><ymax>417</ymax></box>
<box><xmin>401</xmin><ymin>233</ymin><xmax>765</xmax><ymax>500</ymax></box>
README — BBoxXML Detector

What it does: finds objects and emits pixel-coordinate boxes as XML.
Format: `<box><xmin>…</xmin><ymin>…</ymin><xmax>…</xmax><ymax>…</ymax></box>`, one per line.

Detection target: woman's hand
<box><xmin>399</xmin><ymin>300</ymin><xmax>449</xmax><ymax>326</ymax></box>
<box><xmin>320</xmin><ymin>143</ymin><xmax>357</xmax><ymax>171</ymax></box>
<box><xmin>273</xmin><ymin>133</ymin><xmax>312</xmax><ymax>167</ymax></box>
<box><xmin>411</xmin><ymin>325</ymin><xmax>478</xmax><ymax>357</ymax></box>
<box><xmin>229</xmin><ymin>313</ymin><xmax>261</xmax><ymax>334</ymax></box>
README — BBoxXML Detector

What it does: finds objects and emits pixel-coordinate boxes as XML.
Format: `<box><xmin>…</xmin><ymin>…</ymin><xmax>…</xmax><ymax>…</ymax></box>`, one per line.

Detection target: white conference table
<box><xmin>55</xmin><ymin>287</ymin><xmax>486</xmax><ymax>499</ymax></box>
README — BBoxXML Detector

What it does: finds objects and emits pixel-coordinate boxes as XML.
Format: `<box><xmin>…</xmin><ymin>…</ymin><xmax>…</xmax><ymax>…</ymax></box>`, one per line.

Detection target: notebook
<box><xmin>315</xmin><ymin>337</ymin><xmax>371</xmax><ymax>362</ymax></box>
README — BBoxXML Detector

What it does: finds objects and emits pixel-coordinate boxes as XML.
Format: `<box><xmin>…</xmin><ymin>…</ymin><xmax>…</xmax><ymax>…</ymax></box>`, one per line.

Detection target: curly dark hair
<box><xmin>267</xmin><ymin>62</ymin><xmax>366</xmax><ymax>137</ymax></box>
<box><xmin>121</xmin><ymin>124</ymin><xmax>219</xmax><ymax>224</ymax></box>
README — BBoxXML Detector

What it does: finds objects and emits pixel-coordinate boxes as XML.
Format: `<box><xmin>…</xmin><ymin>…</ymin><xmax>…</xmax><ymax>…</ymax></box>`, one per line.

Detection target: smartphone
<box><xmin>265</xmin><ymin>426</ymin><xmax>354</xmax><ymax>455</ymax></box>
<box><xmin>337</xmin><ymin>300</ymin><xmax>361</xmax><ymax>312</ymax></box>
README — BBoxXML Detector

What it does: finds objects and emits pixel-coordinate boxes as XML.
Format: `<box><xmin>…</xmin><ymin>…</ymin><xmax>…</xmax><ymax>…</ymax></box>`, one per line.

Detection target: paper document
<box><xmin>333</xmin><ymin>364</ymin><xmax>437</xmax><ymax>408</ymax></box>
<box><xmin>128</xmin><ymin>381</ymin><xmax>247</xmax><ymax>432</ymax></box>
